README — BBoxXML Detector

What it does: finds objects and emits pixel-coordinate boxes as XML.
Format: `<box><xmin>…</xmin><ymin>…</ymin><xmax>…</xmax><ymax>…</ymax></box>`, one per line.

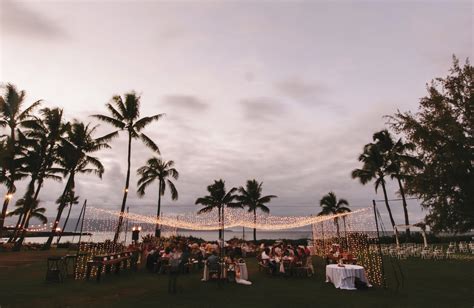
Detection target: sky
<box><xmin>0</xmin><ymin>0</ymin><xmax>472</xmax><ymax>228</ymax></box>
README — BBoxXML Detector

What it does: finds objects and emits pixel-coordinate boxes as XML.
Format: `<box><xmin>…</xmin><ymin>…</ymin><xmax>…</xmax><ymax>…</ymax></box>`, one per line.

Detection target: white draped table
<box><xmin>325</xmin><ymin>264</ymin><xmax>371</xmax><ymax>290</ymax></box>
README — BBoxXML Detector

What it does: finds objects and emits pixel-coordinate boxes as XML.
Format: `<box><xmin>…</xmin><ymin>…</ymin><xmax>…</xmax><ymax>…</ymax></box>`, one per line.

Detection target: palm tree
<box><xmin>196</xmin><ymin>180</ymin><xmax>240</xmax><ymax>241</ymax></box>
<box><xmin>24</xmin><ymin>108</ymin><xmax>68</xmax><ymax>201</ymax></box>
<box><xmin>92</xmin><ymin>92</ymin><xmax>163</xmax><ymax>243</ymax></box>
<box><xmin>42</xmin><ymin>121</ymin><xmax>114</xmax><ymax>250</ymax></box>
<box><xmin>373</xmin><ymin>130</ymin><xmax>423</xmax><ymax>237</ymax></box>
<box><xmin>351</xmin><ymin>142</ymin><xmax>397</xmax><ymax>230</ymax></box>
<box><xmin>136</xmin><ymin>157</ymin><xmax>179</xmax><ymax>237</ymax></box>
<box><xmin>10</xmin><ymin>109</ymin><xmax>65</xmax><ymax>242</ymax></box>
<box><xmin>9</xmin><ymin>134</ymin><xmax>53</xmax><ymax>243</ymax></box>
<box><xmin>0</xmin><ymin>83</ymin><xmax>41</xmax><ymax>231</ymax></box>
<box><xmin>7</xmin><ymin>198</ymin><xmax>47</xmax><ymax>229</ymax></box>
<box><xmin>11</xmin><ymin>198</ymin><xmax>49</xmax><ymax>248</ymax></box>
<box><xmin>237</xmin><ymin>179</ymin><xmax>277</xmax><ymax>242</ymax></box>
<box><xmin>56</xmin><ymin>191</ymin><xmax>79</xmax><ymax>244</ymax></box>
<box><xmin>317</xmin><ymin>192</ymin><xmax>350</xmax><ymax>242</ymax></box>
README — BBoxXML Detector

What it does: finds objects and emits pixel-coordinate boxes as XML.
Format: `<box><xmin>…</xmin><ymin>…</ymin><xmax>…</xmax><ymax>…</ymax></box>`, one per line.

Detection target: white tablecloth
<box><xmin>325</xmin><ymin>264</ymin><xmax>371</xmax><ymax>290</ymax></box>
<box><xmin>237</xmin><ymin>262</ymin><xmax>248</xmax><ymax>280</ymax></box>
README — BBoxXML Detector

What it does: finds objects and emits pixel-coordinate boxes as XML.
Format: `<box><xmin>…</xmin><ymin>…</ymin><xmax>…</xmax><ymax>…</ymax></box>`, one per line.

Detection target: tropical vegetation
<box><xmin>317</xmin><ymin>192</ymin><xmax>350</xmax><ymax>240</ymax></box>
<box><xmin>0</xmin><ymin>56</ymin><xmax>472</xmax><ymax>249</ymax></box>
<box><xmin>92</xmin><ymin>92</ymin><xmax>164</xmax><ymax>243</ymax></box>
<box><xmin>237</xmin><ymin>179</ymin><xmax>277</xmax><ymax>242</ymax></box>
<box><xmin>137</xmin><ymin>157</ymin><xmax>179</xmax><ymax>237</ymax></box>
<box><xmin>195</xmin><ymin>180</ymin><xmax>241</xmax><ymax>240</ymax></box>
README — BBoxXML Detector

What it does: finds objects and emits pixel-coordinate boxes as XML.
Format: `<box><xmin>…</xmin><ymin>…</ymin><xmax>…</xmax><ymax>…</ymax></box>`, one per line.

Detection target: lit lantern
<box><xmin>132</xmin><ymin>226</ymin><xmax>140</xmax><ymax>243</ymax></box>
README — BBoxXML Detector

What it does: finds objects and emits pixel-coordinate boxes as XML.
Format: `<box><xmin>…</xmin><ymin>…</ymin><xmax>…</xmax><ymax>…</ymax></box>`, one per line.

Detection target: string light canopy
<box><xmin>87</xmin><ymin>207</ymin><xmax>370</xmax><ymax>231</ymax></box>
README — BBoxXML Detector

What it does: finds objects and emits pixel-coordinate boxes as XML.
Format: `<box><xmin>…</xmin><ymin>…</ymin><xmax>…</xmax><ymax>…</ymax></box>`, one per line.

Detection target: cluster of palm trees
<box><xmin>351</xmin><ymin>129</ymin><xmax>422</xmax><ymax>237</ymax></box>
<box><xmin>0</xmin><ymin>83</ymin><xmax>421</xmax><ymax>249</ymax></box>
<box><xmin>195</xmin><ymin>179</ymin><xmax>277</xmax><ymax>242</ymax></box>
<box><xmin>0</xmin><ymin>84</ymin><xmax>117</xmax><ymax>250</ymax></box>
<box><xmin>0</xmin><ymin>84</ymin><xmax>176</xmax><ymax>249</ymax></box>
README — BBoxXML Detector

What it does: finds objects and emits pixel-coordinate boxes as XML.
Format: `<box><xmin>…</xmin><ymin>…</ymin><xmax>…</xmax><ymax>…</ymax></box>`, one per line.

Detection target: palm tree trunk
<box><xmin>253</xmin><ymin>208</ymin><xmax>257</xmax><ymax>243</ymax></box>
<box><xmin>11</xmin><ymin>174</ymin><xmax>45</xmax><ymax>242</ymax></box>
<box><xmin>0</xmin><ymin>128</ymin><xmax>16</xmax><ymax>232</ymax></box>
<box><xmin>397</xmin><ymin>176</ymin><xmax>410</xmax><ymax>238</ymax></box>
<box><xmin>155</xmin><ymin>181</ymin><xmax>162</xmax><ymax>237</ymax></box>
<box><xmin>380</xmin><ymin>180</ymin><xmax>399</xmax><ymax>238</ymax></box>
<box><xmin>217</xmin><ymin>205</ymin><xmax>222</xmax><ymax>240</ymax></box>
<box><xmin>43</xmin><ymin>173</ymin><xmax>75</xmax><ymax>250</ymax></box>
<box><xmin>114</xmin><ymin>131</ymin><xmax>132</xmax><ymax>243</ymax></box>
<box><xmin>12</xmin><ymin>209</ymin><xmax>34</xmax><ymax>251</ymax></box>
<box><xmin>7</xmin><ymin>212</ymin><xmax>23</xmax><ymax>243</ymax></box>
<box><xmin>10</xmin><ymin>176</ymin><xmax>37</xmax><ymax>243</ymax></box>
<box><xmin>57</xmin><ymin>202</ymin><xmax>73</xmax><ymax>244</ymax></box>
<box><xmin>0</xmin><ymin>185</ymin><xmax>14</xmax><ymax>233</ymax></box>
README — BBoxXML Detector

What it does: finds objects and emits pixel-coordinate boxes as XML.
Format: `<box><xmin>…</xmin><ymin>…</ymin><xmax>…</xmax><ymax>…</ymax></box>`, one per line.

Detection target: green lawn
<box><xmin>1</xmin><ymin>250</ymin><xmax>473</xmax><ymax>308</ymax></box>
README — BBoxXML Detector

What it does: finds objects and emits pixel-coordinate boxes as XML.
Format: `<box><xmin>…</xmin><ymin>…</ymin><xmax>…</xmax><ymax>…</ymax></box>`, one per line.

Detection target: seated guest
<box><xmin>261</xmin><ymin>247</ymin><xmax>271</xmax><ymax>262</ymax></box>
<box><xmin>261</xmin><ymin>247</ymin><xmax>277</xmax><ymax>274</ymax></box>
<box><xmin>162</xmin><ymin>247</ymin><xmax>172</xmax><ymax>259</ymax></box>
<box><xmin>274</xmin><ymin>245</ymin><xmax>282</xmax><ymax>257</ymax></box>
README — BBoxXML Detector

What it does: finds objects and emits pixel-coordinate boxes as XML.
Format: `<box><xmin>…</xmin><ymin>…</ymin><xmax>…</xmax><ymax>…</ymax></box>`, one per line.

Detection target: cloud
<box><xmin>163</xmin><ymin>95</ymin><xmax>209</xmax><ymax>111</ymax></box>
<box><xmin>240</xmin><ymin>97</ymin><xmax>285</xmax><ymax>121</ymax></box>
<box><xmin>274</xmin><ymin>77</ymin><xmax>327</xmax><ymax>105</ymax></box>
<box><xmin>0</xmin><ymin>0</ymin><xmax>65</xmax><ymax>39</ymax></box>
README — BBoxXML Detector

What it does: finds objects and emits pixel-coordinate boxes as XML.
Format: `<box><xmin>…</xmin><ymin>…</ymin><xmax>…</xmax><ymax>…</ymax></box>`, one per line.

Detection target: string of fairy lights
<box><xmin>4</xmin><ymin>222</ymin><xmax>54</xmax><ymax>232</ymax></box>
<box><xmin>85</xmin><ymin>207</ymin><xmax>370</xmax><ymax>232</ymax></box>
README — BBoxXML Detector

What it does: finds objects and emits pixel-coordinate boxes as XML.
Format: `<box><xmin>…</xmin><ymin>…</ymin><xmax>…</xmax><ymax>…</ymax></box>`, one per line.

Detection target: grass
<box><xmin>0</xmin><ymin>249</ymin><xmax>473</xmax><ymax>308</ymax></box>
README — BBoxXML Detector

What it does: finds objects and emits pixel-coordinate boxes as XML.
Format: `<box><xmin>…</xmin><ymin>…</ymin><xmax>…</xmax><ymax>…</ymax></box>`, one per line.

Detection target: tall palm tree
<box><xmin>0</xmin><ymin>83</ymin><xmax>41</xmax><ymax>231</ymax></box>
<box><xmin>92</xmin><ymin>92</ymin><xmax>163</xmax><ymax>243</ymax></box>
<box><xmin>373</xmin><ymin>130</ymin><xmax>423</xmax><ymax>237</ymax></box>
<box><xmin>317</xmin><ymin>192</ymin><xmax>350</xmax><ymax>241</ymax></box>
<box><xmin>237</xmin><ymin>179</ymin><xmax>277</xmax><ymax>242</ymax></box>
<box><xmin>42</xmin><ymin>121</ymin><xmax>114</xmax><ymax>250</ymax></box>
<box><xmin>56</xmin><ymin>191</ymin><xmax>79</xmax><ymax>244</ymax></box>
<box><xmin>24</xmin><ymin>108</ymin><xmax>68</xmax><ymax>200</ymax></box>
<box><xmin>136</xmin><ymin>157</ymin><xmax>179</xmax><ymax>237</ymax></box>
<box><xmin>351</xmin><ymin>142</ymin><xmax>397</xmax><ymax>230</ymax></box>
<box><xmin>9</xmin><ymin>134</ymin><xmax>58</xmax><ymax>243</ymax></box>
<box><xmin>196</xmin><ymin>180</ymin><xmax>240</xmax><ymax>241</ymax></box>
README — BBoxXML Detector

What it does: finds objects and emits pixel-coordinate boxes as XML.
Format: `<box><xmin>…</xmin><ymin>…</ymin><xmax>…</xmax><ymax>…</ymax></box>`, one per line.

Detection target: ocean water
<box><xmin>3</xmin><ymin>230</ymin><xmax>313</xmax><ymax>244</ymax></box>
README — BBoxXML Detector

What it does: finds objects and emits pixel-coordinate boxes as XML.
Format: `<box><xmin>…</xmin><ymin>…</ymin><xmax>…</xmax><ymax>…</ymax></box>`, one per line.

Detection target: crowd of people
<box><xmin>133</xmin><ymin>236</ymin><xmax>317</xmax><ymax>292</ymax></box>
<box><xmin>258</xmin><ymin>242</ymin><xmax>314</xmax><ymax>276</ymax></box>
<box><xmin>138</xmin><ymin>236</ymin><xmax>260</xmax><ymax>291</ymax></box>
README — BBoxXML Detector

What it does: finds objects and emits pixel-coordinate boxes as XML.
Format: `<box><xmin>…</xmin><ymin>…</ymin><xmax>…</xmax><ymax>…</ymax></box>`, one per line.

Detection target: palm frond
<box><xmin>91</xmin><ymin>114</ymin><xmax>125</xmax><ymax>129</ymax></box>
<box><xmin>139</xmin><ymin>133</ymin><xmax>160</xmax><ymax>153</ymax></box>
<box><xmin>133</xmin><ymin>114</ymin><xmax>165</xmax><ymax>132</ymax></box>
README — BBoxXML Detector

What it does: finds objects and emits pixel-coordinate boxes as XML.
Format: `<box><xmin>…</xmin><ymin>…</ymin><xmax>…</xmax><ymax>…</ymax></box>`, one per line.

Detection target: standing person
<box><xmin>168</xmin><ymin>246</ymin><xmax>182</xmax><ymax>294</ymax></box>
